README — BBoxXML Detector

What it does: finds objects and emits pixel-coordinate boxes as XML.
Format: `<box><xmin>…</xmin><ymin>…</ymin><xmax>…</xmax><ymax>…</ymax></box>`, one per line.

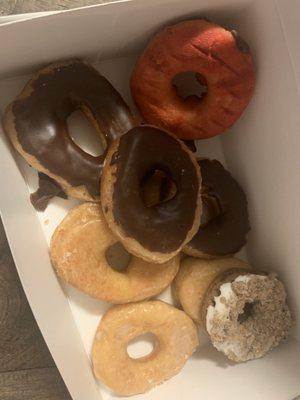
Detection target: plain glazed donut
<box><xmin>50</xmin><ymin>203</ymin><xmax>179</xmax><ymax>303</ymax></box>
<box><xmin>101</xmin><ymin>125</ymin><xmax>201</xmax><ymax>263</ymax></box>
<box><xmin>3</xmin><ymin>60</ymin><xmax>136</xmax><ymax>201</ymax></box>
<box><xmin>184</xmin><ymin>159</ymin><xmax>250</xmax><ymax>258</ymax></box>
<box><xmin>92</xmin><ymin>301</ymin><xmax>199</xmax><ymax>396</ymax></box>
<box><xmin>174</xmin><ymin>257</ymin><xmax>250</xmax><ymax>324</ymax></box>
<box><xmin>131</xmin><ymin>19</ymin><xmax>254</xmax><ymax>140</ymax></box>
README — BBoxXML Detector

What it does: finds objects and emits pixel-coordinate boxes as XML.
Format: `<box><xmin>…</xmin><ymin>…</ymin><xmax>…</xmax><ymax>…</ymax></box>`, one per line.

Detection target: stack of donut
<box><xmin>3</xmin><ymin>18</ymin><xmax>292</xmax><ymax>397</ymax></box>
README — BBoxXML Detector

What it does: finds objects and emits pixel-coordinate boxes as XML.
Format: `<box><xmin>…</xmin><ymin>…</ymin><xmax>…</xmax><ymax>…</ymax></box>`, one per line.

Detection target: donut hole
<box><xmin>105</xmin><ymin>242</ymin><xmax>132</xmax><ymax>272</ymax></box>
<box><xmin>201</xmin><ymin>194</ymin><xmax>222</xmax><ymax>227</ymax></box>
<box><xmin>127</xmin><ymin>332</ymin><xmax>157</xmax><ymax>360</ymax></box>
<box><xmin>172</xmin><ymin>71</ymin><xmax>207</xmax><ymax>100</ymax></box>
<box><xmin>67</xmin><ymin>109</ymin><xmax>106</xmax><ymax>157</ymax></box>
<box><xmin>238</xmin><ymin>301</ymin><xmax>259</xmax><ymax>324</ymax></box>
<box><xmin>212</xmin><ymin>288</ymin><xmax>222</xmax><ymax>306</ymax></box>
<box><xmin>140</xmin><ymin>169</ymin><xmax>177</xmax><ymax>207</ymax></box>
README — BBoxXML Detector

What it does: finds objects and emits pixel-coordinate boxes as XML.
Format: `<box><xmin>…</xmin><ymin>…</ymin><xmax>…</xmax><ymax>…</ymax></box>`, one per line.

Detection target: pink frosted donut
<box><xmin>131</xmin><ymin>19</ymin><xmax>255</xmax><ymax>140</ymax></box>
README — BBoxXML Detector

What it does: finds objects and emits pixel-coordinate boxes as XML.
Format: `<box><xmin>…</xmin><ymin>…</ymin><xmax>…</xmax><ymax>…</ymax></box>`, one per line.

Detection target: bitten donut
<box><xmin>50</xmin><ymin>203</ymin><xmax>179</xmax><ymax>303</ymax></box>
<box><xmin>174</xmin><ymin>257</ymin><xmax>292</xmax><ymax>362</ymax></box>
<box><xmin>3</xmin><ymin>60</ymin><xmax>135</xmax><ymax>201</ymax></box>
<box><xmin>92</xmin><ymin>301</ymin><xmax>199</xmax><ymax>396</ymax></box>
<box><xmin>131</xmin><ymin>19</ymin><xmax>254</xmax><ymax>140</ymax></box>
<box><xmin>101</xmin><ymin>125</ymin><xmax>201</xmax><ymax>264</ymax></box>
<box><xmin>174</xmin><ymin>257</ymin><xmax>250</xmax><ymax>324</ymax></box>
<box><xmin>184</xmin><ymin>159</ymin><xmax>250</xmax><ymax>258</ymax></box>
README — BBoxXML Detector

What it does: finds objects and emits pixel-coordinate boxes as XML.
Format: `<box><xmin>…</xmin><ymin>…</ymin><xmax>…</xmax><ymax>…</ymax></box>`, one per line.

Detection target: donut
<box><xmin>92</xmin><ymin>301</ymin><xmax>199</xmax><ymax>396</ymax></box>
<box><xmin>184</xmin><ymin>159</ymin><xmax>250</xmax><ymax>258</ymax></box>
<box><xmin>205</xmin><ymin>271</ymin><xmax>292</xmax><ymax>362</ymax></box>
<box><xmin>174</xmin><ymin>257</ymin><xmax>250</xmax><ymax>324</ymax></box>
<box><xmin>50</xmin><ymin>203</ymin><xmax>179</xmax><ymax>303</ymax></box>
<box><xmin>101</xmin><ymin>125</ymin><xmax>201</xmax><ymax>263</ymax></box>
<box><xmin>3</xmin><ymin>60</ymin><xmax>136</xmax><ymax>201</ymax></box>
<box><xmin>174</xmin><ymin>257</ymin><xmax>292</xmax><ymax>362</ymax></box>
<box><xmin>131</xmin><ymin>19</ymin><xmax>254</xmax><ymax>140</ymax></box>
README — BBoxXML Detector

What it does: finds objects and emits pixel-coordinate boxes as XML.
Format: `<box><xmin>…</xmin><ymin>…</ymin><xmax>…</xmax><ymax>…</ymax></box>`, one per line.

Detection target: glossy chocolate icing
<box><xmin>12</xmin><ymin>60</ymin><xmax>135</xmax><ymax>197</ymax></box>
<box><xmin>188</xmin><ymin>159</ymin><xmax>250</xmax><ymax>255</ymax></box>
<box><xmin>111</xmin><ymin>126</ymin><xmax>200</xmax><ymax>253</ymax></box>
<box><xmin>30</xmin><ymin>172</ymin><xmax>67</xmax><ymax>211</ymax></box>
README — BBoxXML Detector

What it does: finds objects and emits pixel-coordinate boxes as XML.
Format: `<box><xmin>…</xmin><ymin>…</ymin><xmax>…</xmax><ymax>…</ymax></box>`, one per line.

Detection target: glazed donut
<box><xmin>92</xmin><ymin>301</ymin><xmax>198</xmax><ymax>396</ymax></box>
<box><xmin>3</xmin><ymin>60</ymin><xmax>136</xmax><ymax>201</ymax></box>
<box><xmin>50</xmin><ymin>203</ymin><xmax>179</xmax><ymax>303</ymax></box>
<box><xmin>174</xmin><ymin>257</ymin><xmax>292</xmax><ymax>362</ymax></box>
<box><xmin>184</xmin><ymin>159</ymin><xmax>250</xmax><ymax>258</ymax></box>
<box><xmin>101</xmin><ymin>125</ymin><xmax>201</xmax><ymax>263</ymax></box>
<box><xmin>174</xmin><ymin>257</ymin><xmax>250</xmax><ymax>324</ymax></box>
<box><xmin>131</xmin><ymin>19</ymin><xmax>254</xmax><ymax>140</ymax></box>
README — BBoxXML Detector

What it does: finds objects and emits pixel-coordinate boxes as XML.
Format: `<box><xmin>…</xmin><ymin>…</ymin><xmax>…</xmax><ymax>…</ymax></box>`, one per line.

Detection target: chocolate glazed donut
<box><xmin>3</xmin><ymin>60</ymin><xmax>136</xmax><ymax>201</ymax></box>
<box><xmin>184</xmin><ymin>159</ymin><xmax>250</xmax><ymax>258</ymax></box>
<box><xmin>101</xmin><ymin>126</ymin><xmax>201</xmax><ymax>263</ymax></box>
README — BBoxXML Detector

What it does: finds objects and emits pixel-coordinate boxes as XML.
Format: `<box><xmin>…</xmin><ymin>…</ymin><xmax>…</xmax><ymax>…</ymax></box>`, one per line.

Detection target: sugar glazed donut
<box><xmin>50</xmin><ymin>203</ymin><xmax>179</xmax><ymax>303</ymax></box>
<box><xmin>131</xmin><ymin>19</ymin><xmax>254</xmax><ymax>140</ymax></box>
<box><xmin>174</xmin><ymin>257</ymin><xmax>250</xmax><ymax>324</ymax></box>
<box><xmin>184</xmin><ymin>159</ymin><xmax>250</xmax><ymax>258</ymax></box>
<box><xmin>101</xmin><ymin>125</ymin><xmax>202</xmax><ymax>263</ymax></box>
<box><xmin>3</xmin><ymin>60</ymin><xmax>136</xmax><ymax>201</ymax></box>
<box><xmin>92</xmin><ymin>301</ymin><xmax>199</xmax><ymax>396</ymax></box>
<box><xmin>174</xmin><ymin>257</ymin><xmax>292</xmax><ymax>362</ymax></box>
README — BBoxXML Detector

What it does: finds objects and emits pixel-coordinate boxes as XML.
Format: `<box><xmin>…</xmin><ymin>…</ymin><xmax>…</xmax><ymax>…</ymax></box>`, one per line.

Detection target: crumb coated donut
<box><xmin>131</xmin><ymin>19</ymin><xmax>254</xmax><ymax>140</ymax></box>
<box><xmin>101</xmin><ymin>125</ymin><xmax>201</xmax><ymax>264</ymax></box>
<box><xmin>205</xmin><ymin>272</ymin><xmax>292</xmax><ymax>362</ymax></box>
<box><xmin>50</xmin><ymin>203</ymin><xmax>179</xmax><ymax>303</ymax></box>
<box><xmin>184</xmin><ymin>159</ymin><xmax>250</xmax><ymax>258</ymax></box>
<box><xmin>92</xmin><ymin>301</ymin><xmax>199</xmax><ymax>396</ymax></box>
<box><xmin>3</xmin><ymin>60</ymin><xmax>136</xmax><ymax>201</ymax></box>
<box><xmin>174</xmin><ymin>257</ymin><xmax>250</xmax><ymax>324</ymax></box>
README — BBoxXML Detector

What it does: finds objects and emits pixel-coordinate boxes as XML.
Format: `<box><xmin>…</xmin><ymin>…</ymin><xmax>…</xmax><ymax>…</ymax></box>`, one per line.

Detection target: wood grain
<box><xmin>0</xmin><ymin>221</ymin><xmax>54</xmax><ymax>372</ymax></box>
<box><xmin>0</xmin><ymin>367</ymin><xmax>71</xmax><ymax>400</ymax></box>
<box><xmin>0</xmin><ymin>219</ymin><xmax>71</xmax><ymax>399</ymax></box>
<box><xmin>0</xmin><ymin>0</ymin><xmax>104</xmax><ymax>15</ymax></box>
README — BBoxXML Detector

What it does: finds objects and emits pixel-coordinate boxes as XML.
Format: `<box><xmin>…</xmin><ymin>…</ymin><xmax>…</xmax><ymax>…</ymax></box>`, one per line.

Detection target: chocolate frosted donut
<box><xmin>184</xmin><ymin>159</ymin><xmax>250</xmax><ymax>258</ymax></box>
<box><xmin>3</xmin><ymin>60</ymin><xmax>136</xmax><ymax>201</ymax></box>
<box><xmin>101</xmin><ymin>126</ymin><xmax>201</xmax><ymax>263</ymax></box>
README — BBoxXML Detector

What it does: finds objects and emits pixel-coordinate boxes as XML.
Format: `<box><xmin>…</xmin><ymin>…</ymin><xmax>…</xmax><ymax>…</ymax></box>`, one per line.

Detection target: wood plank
<box><xmin>0</xmin><ymin>219</ymin><xmax>54</xmax><ymax>372</ymax></box>
<box><xmin>0</xmin><ymin>0</ymin><xmax>105</xmax><ymax>15</ymax></box>
<box><xmin>0</xmin><ymin>367</ymin><xmax>72</xmax><ymax>400</ymax></box>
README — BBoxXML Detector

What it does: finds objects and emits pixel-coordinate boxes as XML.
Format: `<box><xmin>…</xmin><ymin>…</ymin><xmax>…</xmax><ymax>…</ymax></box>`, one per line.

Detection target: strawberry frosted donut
<box><xmin>131</xmin><ymin>19</ymin><xmax>255</xmax><ymax>140</ymax></box>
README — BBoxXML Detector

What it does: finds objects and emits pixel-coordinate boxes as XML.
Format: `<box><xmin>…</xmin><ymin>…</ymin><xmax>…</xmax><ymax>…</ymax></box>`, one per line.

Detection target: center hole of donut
<box><xmin>67</xmin><ymin>110</ymin><xmax>106</xmax><ymax>157</ymax></box>
<box><xmin>140</xmin><ymin>170</ymin><xmax>177</xmax><ymax>208</ymax></box>
<box><xmin>201</xmin><ymin>192</ymin><xmax>222</xmax><ymax>227</ymax></box>
<box><xmin>127</xmin><ymin>333</ymin><xmax>156</xmax><ymax>359</ymax></box>
<box><xmin>172</xmin><ymin>71</ymin><xmax>207</xmax><ymax>100</ymax></box>
<box><xmin>238</xmin><ymin>301</ymin><xmax>258</xmax><ymax>323</ymax></box>
<box><xmin>105</xmin><ymin>242</ymin><xmax>132</xmax><ymax>272</ymax></box>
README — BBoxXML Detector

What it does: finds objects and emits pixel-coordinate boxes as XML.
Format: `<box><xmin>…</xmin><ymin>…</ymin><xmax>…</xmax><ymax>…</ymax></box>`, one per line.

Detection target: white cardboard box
<box><xmin>0</xmin><ymin>1</ymin><xmax>299</xmax><ymax>399</ymax></box>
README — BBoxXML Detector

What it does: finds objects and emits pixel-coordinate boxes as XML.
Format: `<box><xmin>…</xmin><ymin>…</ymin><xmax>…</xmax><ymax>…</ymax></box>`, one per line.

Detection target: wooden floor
<box><xmin>0</xmin><ymin>1</ymin><xmax>104</xmax><ymax>15</ymax></box>
<box><xmin>0</xmin><ymin>219</ymin><xmax>71</xmax><ymax>400</ymax></box>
